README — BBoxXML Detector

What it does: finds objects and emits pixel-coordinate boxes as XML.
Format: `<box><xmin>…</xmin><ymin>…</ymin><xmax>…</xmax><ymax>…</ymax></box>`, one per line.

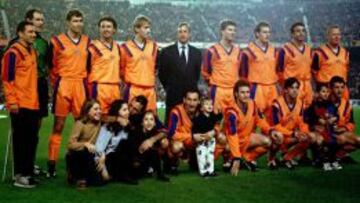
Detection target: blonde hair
<box><xmin>133</xmin><ymin>15</ymin><xmax>151</xmax><ymax>33</ymax></box>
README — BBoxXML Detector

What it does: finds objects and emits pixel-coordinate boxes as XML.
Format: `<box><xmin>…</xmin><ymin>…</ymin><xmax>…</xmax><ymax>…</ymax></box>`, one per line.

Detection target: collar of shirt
<box><xmin>177</xmin><ymin>41</ymin><xmax>189</xmax><ymax>61</ymax></box>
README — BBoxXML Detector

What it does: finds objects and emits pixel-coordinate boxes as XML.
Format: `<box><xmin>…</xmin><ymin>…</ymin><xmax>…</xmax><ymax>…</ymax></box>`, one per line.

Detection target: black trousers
<box><xmin>66</xmin><ymin>149</ymin><xmax>101</xmax><ymax>184</ymax></box>
<box><xmin>37</xmin><ymin>77</ymin><xmax>49</xmax><ymax>118</ymax></box>
<box><xmin>134</xmin><ymin>148</ymin><xmax>163</xmax><ymax>178</ymax></box>
<box><xmin>10</xmin><ymin>108</ymin><xmax>40</xmax><ymax>176</ymax></box>
<box><xmin>105</xmin><ymin>141</ymin><xmax>134</xmax><ymax>181</ymax></box>
<box><xmin>319</xmin><ymin>142</ymin><xmax>339</xmax><ymax>163</ymax></box>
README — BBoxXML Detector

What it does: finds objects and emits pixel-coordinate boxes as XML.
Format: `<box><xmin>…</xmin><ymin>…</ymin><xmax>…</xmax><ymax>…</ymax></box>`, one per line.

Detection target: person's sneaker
<box><xmin>290</xmin><ymin>159</ymin><xmax>299</xmax><ymax>166</ymax></box>
<box><xmin>268</xmin><ymin>160</ymin><xmax>278</xmax><ymax>170</ymax></box>
<box><xmin>207</xmin><ymin>172</ymin><xmax>218</xmax><ymax>177</ymax></box>
<box><xmin>331</xmin><ymin>161</ymin><xmax>343</xmax><ymax>170</ymax></box>
<box><xmin>76</xmin><ymin>180</ymin><xmax>87</xmax><ymax>190</ymax></box>
<box><xmin>147</xmin><ymin>167</ymin><xmax>154</xmax><ymax>174</ymax></box>
<box><xmin>200</xmin><ymin>172</ymin><xmax>209</xmax><ymax>178</ymax></box>
<box><xmin>244</xmin><ymin>161</ymin><xmax>258</xmax><ymax>172</ymax></box>
<box><xmin>222</xmin><ymin>161</ymin><xmax>232</xmax><ymax>172</ymax></box>
<box><xmin>33</xmin><ymin>165</ymin><xmax>41</xmax><ymax>175</ymax></box>
<box><xmin>322</xmin><ymin>162</ymin><xmax>333</xmax><ymax>171</ymax></box>
<box><xmin>46</xmin><ymin>161</ymin><xmax>57</xmax><ymax>178</ymax></box>
<box><xmin>13</xmin><ymin>176</ymin><xmax>36</xmax><ymax>189</ymax></box>
<box><xmin>283</xmin><ymin>160</ymin><xmax>295</xmax><ymax>170</ymax></box>
<box><xmin>46</xmin><ymin>171</ymin><xmax>57</xmax><ymax>178</ymax></box>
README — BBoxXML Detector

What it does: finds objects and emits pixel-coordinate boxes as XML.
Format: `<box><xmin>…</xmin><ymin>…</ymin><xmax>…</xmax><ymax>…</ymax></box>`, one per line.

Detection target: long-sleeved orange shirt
<box><xmin>224</xmin><ymin>100</ymin><xmax>272</xmax><ymax>158</ymax></box>
<box><xmin>1</xmin><ymin>42</ymin><xmax>39</xmax><ymax>110</ymax></box>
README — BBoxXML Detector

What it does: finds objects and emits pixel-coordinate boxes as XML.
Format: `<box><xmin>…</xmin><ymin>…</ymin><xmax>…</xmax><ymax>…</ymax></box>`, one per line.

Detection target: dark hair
<box><xmin>142</xmin><ymin>110</ymin><xmax>156</xmax><ymax>122</ymax></box>
<box><xmin>200</xmin><ymin>96</ymin><xmax>212</xmax><ymax>106</ymax></box>
<box><xmin>108</xmin><ymin>99</ymin><xmax>127</xmax><ymax>117</ymax></box>
<box><xmin>25</xmin><ymin>9</ymin><xmax>42</xmax><ymax>20</ymax></box>
<box><xmin>316</xmin><ymin>82</ymin><xmax>329</xmax><ymax>92</ymax></box>
<box><xmin>284</xmin><ymin>77</ymin><xmax>300</xmax><ymax>89</ymax></box>
<box><xmin>133</xmin><ymin>95</ymin><xmax>148</xmax><ymax>113</ymax></box>
<box><xmin>16</xmin><ymin>21</ymin><xmax>34</xmax><ymax>34</ymax></box>
<box><xmin>290</xmin><ymin>22</ymin><xmax>305</xmax><ymax>33</ymax></box>
<box><xmin>98</xmin><ymin>16</ymin><xmax>117</xmax><ymax>29</ymax></box>
<box><xmin>141</xmin><ymin>110</ymin><xmax>158</xmax><ymax>134</ymax></box>
<box><xmin>183</xmin><ymin>87</ymin><xmax>200</xmax><ymax>99</ymax></box>
<box><xmin>233</xmin><ymin>79</ymin><xmax>250</xmax><ymax>97</ymax></box>
<box><xmin>329</xmin><ymin>76</ymin><xmax>345</xmax><ymax>88</ymax></box>
<box><xmin>254</xmin><ymin>21</ymin><xmax>270</xmax><ymax>35</ymax></box>
<box><xmin>79</xmin><ymin>99</ymin><xmax>100</xmax><ymax>123</ymax></box>
<box><xmin>66</xmin><ymin>10</ymin><xmax>83</xmax><ymax>21</ymax></box>
<box><xmin>107</xmin><ymin>99</ymin><xmax>129</xmax><ymax>134</ymax></box>
<box><xmin>220</xmin><ymin>19</ymin><xmax>237</xmax><ymax>31</ymax></box>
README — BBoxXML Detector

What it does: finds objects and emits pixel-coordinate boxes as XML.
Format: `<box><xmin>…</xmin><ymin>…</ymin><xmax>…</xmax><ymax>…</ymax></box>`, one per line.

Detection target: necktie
<box><xmin>180</xmin><ymin>45</ymin><xmax>186</xmax><ymax>67</ymax></box>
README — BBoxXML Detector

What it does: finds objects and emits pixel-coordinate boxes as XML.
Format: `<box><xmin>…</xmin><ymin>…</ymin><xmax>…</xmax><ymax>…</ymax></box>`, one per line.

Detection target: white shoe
<box><xmin>331</xmin><ymin>161</ymin><xmax>343</xmax><ymax>170</ymax></box>
<box><xmin>147</xmin><ymin>167</ymin><xmax>154</xmax><ymax>174</ymax></box>
<box><xmin>322</xmin><ymin>162</ymin><xmax>333</xmax><ymax>171</ymax></box>
<box><xmin>290</xmin><ymin>159</ymin><xmax>298</xmax><ymax>166</ymax></box>
<box><xmin>13</xmin><ymin>176</ymin><xmax>36</xmax><ymax>189</ymax></box>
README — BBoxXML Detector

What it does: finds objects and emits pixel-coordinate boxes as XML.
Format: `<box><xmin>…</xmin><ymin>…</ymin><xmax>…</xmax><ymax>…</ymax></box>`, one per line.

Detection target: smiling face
<box><xmin>88</xmin><ymin>102</ymin><xmax>101</xmax><ymax>121</ymax></box>
<box><xmin>142</xmin><ymin>112</ymin><xmax>156</xmax><ymax>132</ymax></box>
<box><xmin>18</xmin><ymin>24</ymin><xmax>37</xmax><ymax>44</ymax></box>
<box><xmin>99</xmin><ymin>20</ymin><xmax>116</xmax><ymax>40</ymax></box>
<box><xmin>183</xmin><ymin>92</ymin><xmax>200</xmax><ymax>114</ymax></box>
<box><xmin>118</xmin><ymin>103</ymin><xmax>130</xmax><ymax>119</ymax></box>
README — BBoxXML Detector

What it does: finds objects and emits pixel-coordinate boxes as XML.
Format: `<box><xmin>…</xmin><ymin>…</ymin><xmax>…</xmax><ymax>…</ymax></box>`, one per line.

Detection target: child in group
<box><xmin>130</xmin><ymin>110</ymin><xmax>170</xmax><ymax>182</ymax></box>
<box><xmin>306</xmin><ymin>83</ymin><xmax>341</xmax><ymax>171</ymax></box>
<box><xmin>66</xmin><ymin>99</ymin><xmax>102</xmax><ymax>189</ymax></box>
<box><xmin>192</xmin><ymin>96</ymin><xmax>222</xmax><ymax>177</ymax></box>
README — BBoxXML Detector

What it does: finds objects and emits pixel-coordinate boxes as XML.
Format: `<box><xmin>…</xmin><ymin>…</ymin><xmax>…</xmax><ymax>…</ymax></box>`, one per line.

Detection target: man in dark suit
<box><xmin>158</xmin><ymin>22</ymin><xmax>202</xmax><ymax>125</ymax></box>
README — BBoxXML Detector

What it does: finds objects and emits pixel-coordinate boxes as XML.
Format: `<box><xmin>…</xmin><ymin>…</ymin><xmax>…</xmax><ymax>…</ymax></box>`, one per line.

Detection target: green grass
<box><xmin>1</xmin><ymin>108</ymin><xmax>360</xmax><ymax>203</ymax></box>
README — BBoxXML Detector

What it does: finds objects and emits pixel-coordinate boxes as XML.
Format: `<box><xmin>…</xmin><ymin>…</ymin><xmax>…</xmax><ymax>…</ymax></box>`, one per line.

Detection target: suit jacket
<box><xmin>158</xmin><ymin>42</ymin><xmax>202</xmax><ymax>107</ymax></box>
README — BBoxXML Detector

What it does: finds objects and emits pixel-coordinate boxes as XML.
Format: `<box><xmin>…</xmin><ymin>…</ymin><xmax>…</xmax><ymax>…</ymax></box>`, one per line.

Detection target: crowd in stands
<box><xmin>4</xmin><ymin>0</ymin><xmax>360</xmax><ymax>44</ymax></box>
<box><xmin>1</xmin><ymin>0</ymin><xmax>360</xmax><ymax>102</ymax></box>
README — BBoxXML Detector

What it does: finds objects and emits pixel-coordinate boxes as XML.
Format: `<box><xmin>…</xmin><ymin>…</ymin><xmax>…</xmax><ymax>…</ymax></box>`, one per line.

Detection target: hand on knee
<box><xmin>171</xmin><ymin>142</ymin><xmax>184</xmax><ymax>155</ymax></box>
<box><xmin>216</xmin><ymin>133</ymin><xmax>227</xmax><ymax>146</ymax></box>
<box><xmin>160</xmin><ymin>138</ymin><xmax>170</xmax><ymax>150</ymax></box>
